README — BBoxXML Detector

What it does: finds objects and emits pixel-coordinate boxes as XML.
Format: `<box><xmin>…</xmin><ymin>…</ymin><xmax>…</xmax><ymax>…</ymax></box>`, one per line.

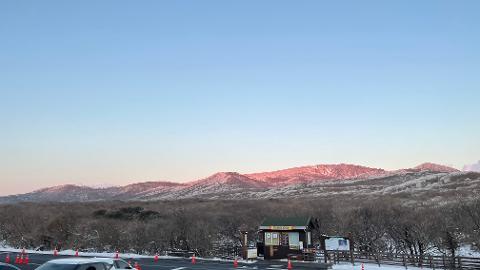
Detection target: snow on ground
<box><xmin>333</xmin><ymin>262</ymin><xmax>423</xmax><ymax>270</ymax></box>
<box><xmin>0</xmin><ymin>247</ymin><xmax>179</xmax><ymax>259</ymax></box>
<box><xmin>458</xmin><ymin>245</ymin><xmax>480</xmax><ymax>257</ymax></box>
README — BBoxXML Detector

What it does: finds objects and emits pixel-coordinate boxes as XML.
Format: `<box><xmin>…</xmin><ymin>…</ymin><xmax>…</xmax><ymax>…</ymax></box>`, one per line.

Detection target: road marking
<box><xmin>170</xmin><ymin>267</ymin><xmax>186</xmax><ymax>270</ymax></box>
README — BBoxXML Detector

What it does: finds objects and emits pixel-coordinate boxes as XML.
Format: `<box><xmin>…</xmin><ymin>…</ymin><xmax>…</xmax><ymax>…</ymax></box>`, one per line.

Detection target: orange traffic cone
<box><xmin>134</xmin><ymin>262</ymin><xmax>141</xmax><ymax>270</ymax></box>
<box><xmin>287</xmin><ymin>259</ymin><xmax>292</xmax><ymax>270</ymax></box>
<box><xmin>191</xmin><ymin>254</ymin><xmax>196</xmax><ymax>264</ymax></box>
<box><xmin>233</xmin><ymin>257</ymin><xmax>238</xmax><ymax>268</ymax></box>
<box><xmin>19</xmin><ymin>255</ymin><xmax>24</xmax><ymax>264</ymax></box>
<box><xmin>15</xmin><ymin>254</ymin><xmax>20</xmax><ymax>264</ymax></box>
<box><xmin>75</xmin><ymin>249</ymin><xmax>79</xmax><ymax>257</ymax></box>
<box><xmin>154</xmin><ymin>254</ymin><xmax>159</xmax><ymax>262</ymax></box>
<box><xmin>5</xmin><ymin>254</ymin><xmax>10</xmax><ymax>263</ymax></box>
<box><xmin>24</xmin><ymin>255</ymin><xmax>29</xmax><ymax>265</ymax></box>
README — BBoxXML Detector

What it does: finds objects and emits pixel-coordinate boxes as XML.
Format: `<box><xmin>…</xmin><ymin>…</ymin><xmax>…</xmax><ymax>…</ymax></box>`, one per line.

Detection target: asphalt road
<box><xmin>0</xmin><ymin>253</ymin><xmax>330</xmax><ymax>270</ymax></box>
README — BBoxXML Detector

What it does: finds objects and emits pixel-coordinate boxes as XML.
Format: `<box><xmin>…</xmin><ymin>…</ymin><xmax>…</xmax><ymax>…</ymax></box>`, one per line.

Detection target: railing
<box><xmin>320</xmin><ymin>250</ymin><xmax>480</xmax><ymax>270</ymax></box>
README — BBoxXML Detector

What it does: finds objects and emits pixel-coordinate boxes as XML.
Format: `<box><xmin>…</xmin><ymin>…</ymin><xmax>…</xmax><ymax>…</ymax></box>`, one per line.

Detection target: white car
<box><xmin>36</xmin><ymin>259</ymin><xmax>110</xmax><ymax>270</ymax></box>
<box><xmin>89</xmin><ymin>258</ymin><xmax>134</xmax><ymax>270</ymax></box>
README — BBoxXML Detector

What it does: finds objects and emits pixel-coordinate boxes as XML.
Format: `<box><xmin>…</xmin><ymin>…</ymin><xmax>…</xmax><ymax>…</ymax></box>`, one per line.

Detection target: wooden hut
<box><xmin>257</xmin><ymin>217</ymin><xmax>316</xmax><ymax>260</ymax></box>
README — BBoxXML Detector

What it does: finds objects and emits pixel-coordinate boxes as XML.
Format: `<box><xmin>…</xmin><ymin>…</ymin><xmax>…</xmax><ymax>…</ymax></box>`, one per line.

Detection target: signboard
<box><xmin>247</xmin><ymin>248</ymin><xmax>257</xmax><ymax>259</ymax></box>
<box><xmin>259</xmin><ymin>225</ymin><xmax>307</xmax><ymax>230</ymax></box>
<box><xmin>265</xmin><ymin>232</ymin><xmax>280</xmax><ymax>246</ymax></box>
<box><xmin>325</xmin><ymin>237</ymin><xmax>350</xmax><ymax>251</ymax></box>
<box><xmin>269</xmin><ymin>226</ymin><xmax>294</xmax><ymax>230</ymax></box>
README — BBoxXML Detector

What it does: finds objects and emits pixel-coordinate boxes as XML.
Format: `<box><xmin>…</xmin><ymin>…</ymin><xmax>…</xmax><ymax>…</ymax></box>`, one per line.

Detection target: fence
<box><xmin>320</xmin><ymin>250</ymin><xmax>480</xmax><ymax>270</ymax></box>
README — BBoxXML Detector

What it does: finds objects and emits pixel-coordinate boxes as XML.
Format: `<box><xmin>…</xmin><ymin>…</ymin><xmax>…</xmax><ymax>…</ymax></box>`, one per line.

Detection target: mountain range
<box><xmin>1</xmin><ymin>162</ymin><xmax>479</xmax><ymax>204</ymax></box>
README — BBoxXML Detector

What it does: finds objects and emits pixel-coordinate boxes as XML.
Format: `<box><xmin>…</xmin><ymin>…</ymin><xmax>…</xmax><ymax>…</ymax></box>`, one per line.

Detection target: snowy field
<box><xmin>332</xmin><ymin>263</ymin><xmax>423</xmax><ymax>270</ymax></box>
<box><xmin>0</xmin><ymin>246</ymin><xmax>155</xmax><ymax>259</ymax></box>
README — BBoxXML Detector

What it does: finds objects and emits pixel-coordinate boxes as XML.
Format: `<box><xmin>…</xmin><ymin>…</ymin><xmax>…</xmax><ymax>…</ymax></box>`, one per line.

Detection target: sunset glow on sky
<box><xmin>1</xmin><ymin>1</ymin><xmax>479</xmax><ymax>195</ymax></box>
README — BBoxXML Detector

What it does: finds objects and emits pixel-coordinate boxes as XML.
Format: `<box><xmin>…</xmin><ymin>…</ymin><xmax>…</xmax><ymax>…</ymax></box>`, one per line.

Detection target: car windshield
<box><xmin>0</xmin><ymin>264</ymin><xmax>19</xmax><ymax>270</ymax></box>
<box><xmin>36</xmin><ymin>263</ymin><xmax>79</xmax><ymax>270</ymax></box>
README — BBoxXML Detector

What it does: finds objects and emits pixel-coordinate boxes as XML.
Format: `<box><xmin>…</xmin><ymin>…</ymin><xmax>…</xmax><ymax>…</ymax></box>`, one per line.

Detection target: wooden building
<box><xmin>257</xmin><ymin>217</ymin><xmax>316</xmax><ymax>260</ymax></box>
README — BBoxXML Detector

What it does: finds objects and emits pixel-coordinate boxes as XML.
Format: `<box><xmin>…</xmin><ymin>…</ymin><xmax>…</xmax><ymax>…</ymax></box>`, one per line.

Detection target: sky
<box><xmin>1</xmin><ymin>1</ymin><xmax>479</xmax><ymax>195</ymax></box>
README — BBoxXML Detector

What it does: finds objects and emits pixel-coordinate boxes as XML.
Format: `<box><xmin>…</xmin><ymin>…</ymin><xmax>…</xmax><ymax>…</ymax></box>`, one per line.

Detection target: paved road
<box><xmin>0</xmin><ymin>252</ymin><xmax>330</xmax><ymax>270</ymax></box>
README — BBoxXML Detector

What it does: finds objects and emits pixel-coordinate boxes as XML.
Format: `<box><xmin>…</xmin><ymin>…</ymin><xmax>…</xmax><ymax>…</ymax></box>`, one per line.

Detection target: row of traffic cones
<box><xmin>8</xmin><ymin>254</ymin><xmax>30</xmax><ymax>265</ymax></box>
<box><xmin>4</xmin><ymin>248</ymin><xmax>28</xmax><ymax>265</ymax></box>
<box><xmin>6</xmin><ymin>251</ymin><xmax>293</xmax><ymax>269</ymax></box>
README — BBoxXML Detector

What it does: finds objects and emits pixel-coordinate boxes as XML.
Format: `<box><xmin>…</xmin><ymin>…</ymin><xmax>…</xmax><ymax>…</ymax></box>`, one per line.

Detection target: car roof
<box><xmin>90</xmin><ymin>258</ymin><xmax>121</xmax><ymax>263</ymax></box>
<box><xmin>47</xmin><ymin>258</ymin><xmax>107</xmax><ymax>264</ymax></box>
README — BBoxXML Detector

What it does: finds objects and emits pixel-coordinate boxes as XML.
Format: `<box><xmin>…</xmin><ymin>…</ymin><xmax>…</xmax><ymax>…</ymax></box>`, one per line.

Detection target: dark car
<box><xmin>0</xmin><ymin>262</ymin><xmax>22</xmax><ymax>270</ymax></box>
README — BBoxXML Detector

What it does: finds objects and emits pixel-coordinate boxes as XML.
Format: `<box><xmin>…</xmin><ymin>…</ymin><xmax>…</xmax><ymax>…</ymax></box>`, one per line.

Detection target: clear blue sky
<box><xmin>1</xmin><ymin>1</ymin><xmax>479</xmax><ymax>195</ymax></box>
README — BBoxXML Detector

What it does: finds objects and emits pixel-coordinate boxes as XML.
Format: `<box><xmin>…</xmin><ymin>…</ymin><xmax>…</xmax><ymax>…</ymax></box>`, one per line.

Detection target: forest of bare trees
<box><xmin>0</xmin><ymin>196</ymin><xmax>479</xmax><ymax>259</ymax></box>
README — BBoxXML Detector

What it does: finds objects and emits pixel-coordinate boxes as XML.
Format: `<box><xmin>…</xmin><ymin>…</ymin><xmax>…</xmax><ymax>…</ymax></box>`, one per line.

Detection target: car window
<box><xmin>36</xmin><ymin>263</ymin><xmax>79</xmax><ymax>270</ymax></box>
<box><xmin>101</xmin><ymin>263</ymin><xmax>112</xmax><ymax>270</ymax></box>
<box><xmin>0</xmin><ymin>264</ymin><xmax>20</xmax><ymax>270</ymax></box>
<box><xmin>77</xmin><ymin>263</ymin><xmax>106</xmax><ymax>270</ymax></box>
<box><xmin>114</xmin><ymin>260</ymin><xmax>130</xmax><ymax>269</ymax></box>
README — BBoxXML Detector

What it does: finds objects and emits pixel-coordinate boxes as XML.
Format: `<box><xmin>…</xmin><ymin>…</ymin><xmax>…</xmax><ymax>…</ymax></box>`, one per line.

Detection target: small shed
<box><xmin>257</xmin><ymin>217</ymin><xmax>316</xmax><ymax>260</ymax></box>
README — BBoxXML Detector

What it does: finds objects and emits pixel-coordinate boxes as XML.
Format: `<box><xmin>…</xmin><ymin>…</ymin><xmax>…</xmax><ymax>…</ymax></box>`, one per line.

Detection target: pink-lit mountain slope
<box><xmin>0</xmin><ymin>162</ymin><xmax>471</xmax><ymax>203</ymax></box>
<box><xmin>247</xmin><ymin>163</ymin><xmax>386</xmax><ymax>185</ymax></box>
<box><xmin>188</xmin><ymin>172</ymin><xmax>269</xmax><ymax>188</ymax></box>
<box><xmin>412</xmin><ymin>162</ymin><xmax>459</xmax><ymax>173</ymax></box>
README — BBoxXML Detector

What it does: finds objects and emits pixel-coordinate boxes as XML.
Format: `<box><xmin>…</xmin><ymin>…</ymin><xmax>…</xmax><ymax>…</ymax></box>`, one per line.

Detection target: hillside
<box><xmin>246</xmin><ymin>163</ymin><xmax>386</xmax><ymax>185</ymax></box>
<box><xmin>1</xmin><ymin>162</ymin><xmax>475</xmax><ymax>204</ymax></box>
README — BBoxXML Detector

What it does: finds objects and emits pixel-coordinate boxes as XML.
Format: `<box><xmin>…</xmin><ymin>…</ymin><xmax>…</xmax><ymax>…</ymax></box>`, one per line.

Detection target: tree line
<box><xmin>0</xmin><ymin>196</ymin><xmax>479</xmax><ymax>258</ymax></box>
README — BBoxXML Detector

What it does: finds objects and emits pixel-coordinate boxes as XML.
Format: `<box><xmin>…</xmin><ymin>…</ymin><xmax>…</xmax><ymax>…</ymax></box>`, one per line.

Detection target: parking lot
<box><xmin>0</xmin><ymin>252</ymin><xmax>329</xmax><ymax>270</ymax></box>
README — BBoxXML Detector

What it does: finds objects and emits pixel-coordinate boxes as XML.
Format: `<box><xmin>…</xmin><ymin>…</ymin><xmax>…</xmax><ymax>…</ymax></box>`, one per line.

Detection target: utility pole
<box><xmin>240</xmin><ymin>231</ymin><xmax>248</xmax><ymax>260</ymax></box>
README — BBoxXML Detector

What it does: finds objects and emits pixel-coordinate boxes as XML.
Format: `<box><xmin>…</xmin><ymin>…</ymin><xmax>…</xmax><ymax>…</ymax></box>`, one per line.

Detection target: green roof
<box><xmin>260</xmin><ymin>217</ymin><xmax>312</xmax><ymax>227</ymax></box>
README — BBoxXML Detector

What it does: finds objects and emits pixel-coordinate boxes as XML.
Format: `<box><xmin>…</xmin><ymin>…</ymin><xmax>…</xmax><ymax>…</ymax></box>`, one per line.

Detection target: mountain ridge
<box><xmin>246</xmin><ymin>163</ymin><xmax>387</xmax><ymax>185</ymax></box>
<box><xmin>0</xmin><ymin>162</ymin><xmax>468</xmax><ymax>203</ymax></box>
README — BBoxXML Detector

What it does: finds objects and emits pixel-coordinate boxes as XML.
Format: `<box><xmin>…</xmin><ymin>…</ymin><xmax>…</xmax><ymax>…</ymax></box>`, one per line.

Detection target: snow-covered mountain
<box><xmin>1</xmin><ymin>162</ymin><xmax>474</xmax><ymax>204</ymax></box>
<box><xmin>411</xmin><ymin>162</ymin><xmax>459</xmax><ymax>173</ymax></box>
<box><xmin>246</xmin><ymin>163</ymin><xmax>386</xmax><ymax>185</ymax></box>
